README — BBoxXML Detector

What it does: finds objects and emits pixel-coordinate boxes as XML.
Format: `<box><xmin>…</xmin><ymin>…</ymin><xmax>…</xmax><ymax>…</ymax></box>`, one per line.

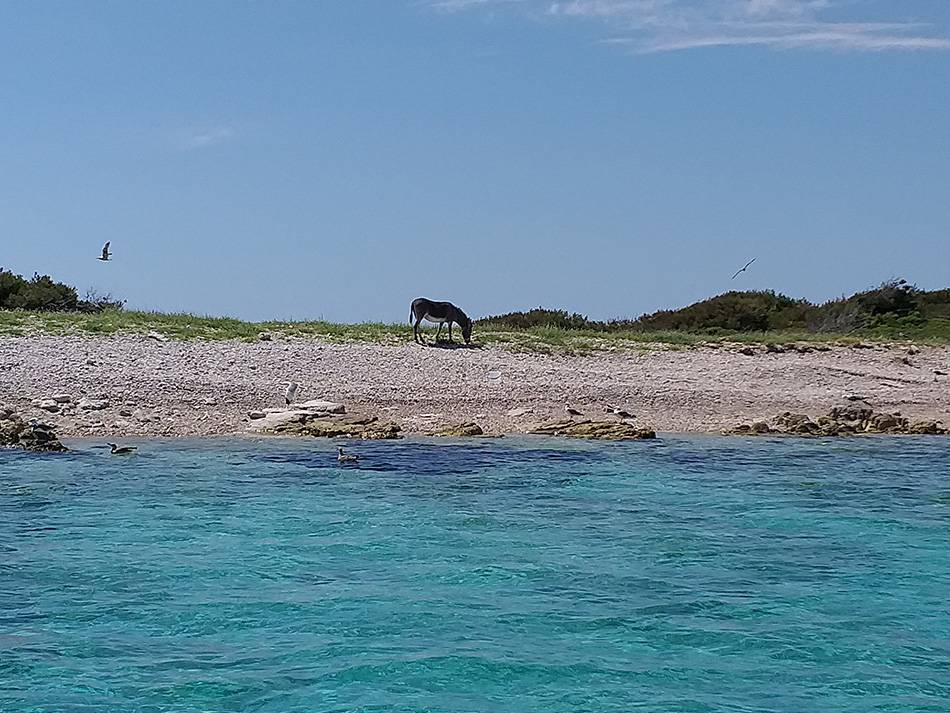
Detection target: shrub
<box><xmin>0</xmin><ymin>268</ymin><xmax>122</xmax><ymax>313</ymax></box>
<box><xmin>4</xmin><ymin>273</ymin><xmax>78</xmax><ymax>311</ymax></box>
<box><xmin>78</xmin><ymin>289</ymin><xmax>126</xmax><ymax>313</ymax></box>
<box><xmin>478</xmin><ymin>308</ymin><xmax>593</xmax><ymax>331</ymax></box>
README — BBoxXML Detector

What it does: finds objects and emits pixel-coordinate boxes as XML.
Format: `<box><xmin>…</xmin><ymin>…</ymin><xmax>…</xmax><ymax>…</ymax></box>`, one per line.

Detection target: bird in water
<box><xmin>97</xmin><ymin>242</ymin><xmax>111</xmax><ymax>261</ymax></box>
<box><xmin>284</xmin><ymin>382</ymin><xmax>299</xmax><ymax>406</ymax></box>
<box><xmin>107</xmin><ymin>443</ymin><xmax>136</xmax><ymax>455</ymax></box>
<box><xmin>337</xmin><ymin>447</ymin><xmax>359</xmax><ymax>463</ymax></box>
<box><xmin>731</xmin><ymin>257</ymin><xmax>756</xmax><ymax>279</ymax></box>
<box><xmin>564</xmin><ymin>406</ymin><xmax>583</xmax><ymax>417</ymax></box>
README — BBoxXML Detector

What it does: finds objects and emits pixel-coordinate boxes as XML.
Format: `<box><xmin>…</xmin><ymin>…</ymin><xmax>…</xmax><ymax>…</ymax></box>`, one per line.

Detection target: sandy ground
<box><xmin>1</xmin><ymin>335</ymin><xmax>949</xmax><ymax>438</ymax></box>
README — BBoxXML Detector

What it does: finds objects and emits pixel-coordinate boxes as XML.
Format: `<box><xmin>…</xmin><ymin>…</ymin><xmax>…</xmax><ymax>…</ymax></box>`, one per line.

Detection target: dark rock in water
<box><xmin>434</xmin><ymin>423</ymin><xmax>484</xmax><ymax>437</ymax></box>
<box><xmin>532</xmin><ymin>419</ymin><xmax>656</xmax><ymax>441</ymax></box>
<box><xmin>0</xmin><ymin>407</ymin><xmax>68</xmax><ymax>452</ymax></box>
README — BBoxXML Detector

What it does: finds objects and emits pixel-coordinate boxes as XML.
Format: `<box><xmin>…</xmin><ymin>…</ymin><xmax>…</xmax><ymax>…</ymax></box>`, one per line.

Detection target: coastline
<box><xmin>3</xmin><ymin>334</ymin><xmax>949</xmax><ymax>439</ymax></box>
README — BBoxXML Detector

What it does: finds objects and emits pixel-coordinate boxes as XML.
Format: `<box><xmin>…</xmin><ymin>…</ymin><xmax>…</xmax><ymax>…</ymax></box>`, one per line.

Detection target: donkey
<box><xmin>410</xmin><ymin>298</ymin><xmax>473</xmax><ymax>345</ymax></box>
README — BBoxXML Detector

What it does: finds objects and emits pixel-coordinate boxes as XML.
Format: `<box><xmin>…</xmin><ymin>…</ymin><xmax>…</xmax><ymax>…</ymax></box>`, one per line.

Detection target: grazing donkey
<box><xmin>410</xmin><ymin>298</ymin><xmax>473</xmax><ymax>345</ymax></box>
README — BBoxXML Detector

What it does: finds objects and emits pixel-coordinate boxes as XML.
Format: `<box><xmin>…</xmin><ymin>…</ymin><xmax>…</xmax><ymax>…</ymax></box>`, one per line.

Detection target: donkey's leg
<box><xmin>447</xmin><ymin>322</ymin><xmax>454</xmax><ymax>343</ymax></box>
<box><xmin>435</xmin><ymin>322</ymin><xmax>444</xmax><ymax>342</ymax></box>
<box><xmin>413</xmin><ymin>319</ymin><xmax>424</xmax><ymax>345</ymax></box>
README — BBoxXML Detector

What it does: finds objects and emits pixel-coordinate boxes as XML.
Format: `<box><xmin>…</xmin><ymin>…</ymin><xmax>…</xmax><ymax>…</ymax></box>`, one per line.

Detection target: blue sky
<box><xmin>2</xmin><ymin>0</ymin><xmax>949</xmax><ymax>322</ymax></box>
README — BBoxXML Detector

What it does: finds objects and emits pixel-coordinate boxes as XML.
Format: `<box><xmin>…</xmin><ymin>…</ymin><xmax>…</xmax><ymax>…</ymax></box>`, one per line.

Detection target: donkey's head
<box><xmin>459</xmin><ymin>313</ymin><xmax>473</xmax><ymax>344</ymax></box>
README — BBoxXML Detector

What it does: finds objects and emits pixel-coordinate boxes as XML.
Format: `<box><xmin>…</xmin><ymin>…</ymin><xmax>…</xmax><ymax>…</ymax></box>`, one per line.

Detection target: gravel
<box><xmin>2</xmin><ymin>335</ymin><xmax>949</xmax><ymax>437</ymax></box>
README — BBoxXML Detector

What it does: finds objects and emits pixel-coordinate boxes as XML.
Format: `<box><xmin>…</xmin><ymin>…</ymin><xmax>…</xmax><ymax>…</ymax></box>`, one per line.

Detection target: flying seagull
<box><xmin>284</xmin><ymin>382</ymin><xmax>299</xmax><ymax>406</ymax></box>
<box><xmin>98</xmin><ymin>242</ymin><xmax>111</xmax><ymax>261</ymax></box>
<box><xmin>337</xmin><ymin>446</ymin><xmax>359</xmax><ymax>463</ymax></box>
<box><xmin>731</xmin><ymin>257</ymin><xmax>756</xmax><ymax>280</ymax></box>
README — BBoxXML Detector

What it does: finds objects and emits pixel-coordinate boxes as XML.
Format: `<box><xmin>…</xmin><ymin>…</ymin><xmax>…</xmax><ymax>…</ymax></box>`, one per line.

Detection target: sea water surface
<box><xmin>1</xmin><ymin>436</ymin><xmax>948</xmax><ymax>712</ymax></box>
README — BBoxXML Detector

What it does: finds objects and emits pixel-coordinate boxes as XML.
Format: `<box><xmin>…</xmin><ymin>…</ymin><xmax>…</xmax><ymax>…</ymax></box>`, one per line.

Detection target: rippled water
<box><xmin>2</xmin><ymin>436</ymin><xmax>949</xmax><ymax>712</ymax></box>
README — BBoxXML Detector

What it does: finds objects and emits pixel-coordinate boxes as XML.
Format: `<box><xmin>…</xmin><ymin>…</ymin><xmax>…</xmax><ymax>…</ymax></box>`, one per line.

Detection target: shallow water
<box><xmin>1</xmin><ymin>436</ymin><xmax>949</xmax><ymax>712</ymax></box>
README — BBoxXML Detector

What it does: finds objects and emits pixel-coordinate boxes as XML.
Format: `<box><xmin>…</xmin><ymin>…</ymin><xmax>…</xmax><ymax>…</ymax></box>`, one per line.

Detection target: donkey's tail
<box><xmin>408</xmin><ymin>308</ymin><xmax>414</xmax><ymax>325</ymax></box>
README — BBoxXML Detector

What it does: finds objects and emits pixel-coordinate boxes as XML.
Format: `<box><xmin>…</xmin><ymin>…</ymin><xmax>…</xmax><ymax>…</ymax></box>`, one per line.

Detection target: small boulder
<box><xmin>32</xmin><ymin>399</ymin><xmax>61</xmax><ymax>413</ymax></box>
<box><xmin>507</xmin><ymin>407</ymin><xmax>534</xmax><ymax>417</ymax></box>
<box><xmin>78</xmin><ymin>398</ymin><xmax>110</xmax><ymax>411</ymax></box>
<box><xmin>533</xmin><ymin>420</ymin><xmax>655</xmax><ymax>441</ymax></box>
<box><xmin>907</xmin><ymin>420</ymin><xmax>947</xmax><ymax>435</ymax></box>
<box><xmin>435</xmin><ymin>422</ymin><xmax>484</xmax><ymax>437</ymax></box>
<box><xmin>0</xmin><ymin>408</ymin><xmax>68</xmax><ymax>452</ymax></box>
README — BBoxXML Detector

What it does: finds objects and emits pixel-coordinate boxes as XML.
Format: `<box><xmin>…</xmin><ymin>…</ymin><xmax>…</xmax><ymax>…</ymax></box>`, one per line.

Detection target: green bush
<box><xmin>0</xmin><ymin>268</ymin><xmax>122</xmax><ymax>313</ymax></box>
<box><xmin>477</xmin><ymin>280</ymin><xmax>950</xmax><ymax>336</ymax></box>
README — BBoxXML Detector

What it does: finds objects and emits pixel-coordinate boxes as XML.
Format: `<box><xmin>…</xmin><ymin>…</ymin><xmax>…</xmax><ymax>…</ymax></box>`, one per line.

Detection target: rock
<box><xmin>865</xmin><ymin>413</ymin><xmax>904</xmax><ymax>433</ymax></box>
<box><xmin>726</xmin><ymin>403</ymin><xmax>948</xmax><ymax>438</ymax></box>
<box><xmin>908</xmin><ymin>421</ymin><xmax>947</xmax><ymax>435</ymax></box>
<box><xmin>291</xmin><ymin>400</ymin><xmax>345</xmax><ymax>414</ymax></box>
<box><xmin>765</xmin><ymin>344</ymin><xmax>785</xmax><ymax>354</ymax></box>
<box><xmin>435</xmin><ymin>422</ymin><xmax>484</xmax><ymax>437</ymax></box>
<box><xmin>0</xmin><ymin>407</ymin><xmax>68</xmax><ymax>452</ymax></box>
<box><xmin>507</xmin><ymin>407</ymin><xmax>534</xmax><ymax>417</ymax></box>
<box><xmin>532</xmin><ymin>419</ymin><xmax>656</xmax><ymax>441</ymax></box>
<box><xmin>201</xmin><ymin>398</ymin><xmax>218</xmax><ymax>406</ymax></box>
<box><xmin>78</xmin><ymin>398</ymin><xmax>110</xmax><ymax>411</ymax></box>
<box><xmin>119</xmin><ymin>409</ymin><xmax>133</xmax><ymax>417</ymax></box>
<box><xmin>32</xmin><ymin>399</ymin><xmax>61</xmax><ymax>413</ymax></box>
<box><xmin>258</xmin><ymin>331</ymin><xmax>273</xmax><ymax>341</ymax></box>
<box><xmin>51</xmin><ymin>394</ymin><xmax>72</xmax><ymax>404</ymax></box>
<box><xmin>269</xmin><ymin>414</ymin><xmax>401</xmax><ymax>440</ymax></box>
<box><xmin>828</xmin><ymin>405</ymin><xmax>873</xmax><ymax>424</ymax></box>
<box><xmin>146</xmin><ymin>331</ymin><xmax>168</xmax><ymax>342</ymax></box>
<box><xmin>738</xmin><ymin>347</ymin><xmax>755</xmax><ymax>356</ymax></box>
<box><xmin>907</xmin><ymin>345</ymin><xmax>921</xmax><ymax>356</ymax></box>
<box><xmin>247</xmin><ymin>411</ymin><xmax>266</xmax><ymax>420</ymax></box>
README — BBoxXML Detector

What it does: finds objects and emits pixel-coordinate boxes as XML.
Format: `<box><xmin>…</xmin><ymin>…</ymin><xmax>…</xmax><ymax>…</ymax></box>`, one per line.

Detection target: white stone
<box><xmin>78</xmin><ymin>398</ymin><xmax>110</xmax><ymax>411</ymax></box>
<box><xmin>32</xmin><ymin>399</ymin><xmax>61</xmax><ymax>413</ymax></box>
<box><xmin>51</xmin><ymin>394</ymin><xmax>72</xmax><ymax>404</ymax></box>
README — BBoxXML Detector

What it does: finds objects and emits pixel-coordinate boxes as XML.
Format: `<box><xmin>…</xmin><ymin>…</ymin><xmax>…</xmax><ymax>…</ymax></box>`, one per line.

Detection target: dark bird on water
<box><xmin>731</xmin><ymin>257</ymin><xmax>756</xmax><ymax>280</ymax></box>
<box><xmin>97</xmin><ymin>242</ymin><xmax>111</xmax><ymax>261</ymax></box>
<box><xmin>337</xmin><ymin>447</ymin><xmax>359</xmax><ymax>463</ymax></box>
<box><xmin>107</xmin><ymin>443</ymin><xmax>136</xmax><ymax>455</ymax></box>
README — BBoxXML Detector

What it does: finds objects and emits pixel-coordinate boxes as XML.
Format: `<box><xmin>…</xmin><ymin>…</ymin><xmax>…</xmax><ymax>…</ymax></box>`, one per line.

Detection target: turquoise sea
<box><xmin>1</xmin><ymin>436</ymin><xmax>949</xmax><ymax>712</ymax></box>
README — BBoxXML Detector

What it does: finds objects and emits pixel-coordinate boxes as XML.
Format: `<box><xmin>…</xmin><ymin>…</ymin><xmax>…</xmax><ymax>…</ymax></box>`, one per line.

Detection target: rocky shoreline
<box><xmin>2</xmin><ymin>334</ymin><xmax>950</xmax><ymax>440</ymax></box>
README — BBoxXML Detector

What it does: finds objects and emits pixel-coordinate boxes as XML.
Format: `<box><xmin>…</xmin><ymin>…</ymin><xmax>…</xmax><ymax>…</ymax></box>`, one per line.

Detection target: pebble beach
<box><xmin>2</xmin><ymin>335</ymin><xmax>949</xmax><ymax>438</ymax></box>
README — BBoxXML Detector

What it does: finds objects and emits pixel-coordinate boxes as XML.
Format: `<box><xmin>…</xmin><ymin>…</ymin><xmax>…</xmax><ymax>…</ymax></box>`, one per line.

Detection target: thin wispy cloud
<box><xmin>427</xmin><ymin>0</ymin><xmax>950</xmax><ymax>53</ymax></box>
<box><xmin>181</xmin><ymin>126</ymin><xmax>236</xmax><ymax>150</ymax></box>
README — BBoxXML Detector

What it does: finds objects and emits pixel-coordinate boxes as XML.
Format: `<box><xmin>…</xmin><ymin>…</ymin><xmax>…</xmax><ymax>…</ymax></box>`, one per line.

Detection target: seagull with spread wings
<box><xmin>97</xmin><ymin>242</ymin><xmax>112</xmax><ymax>261</ymax></box>
<box><xmin>731</xmin><ymin>257</ymin><xmax>755</xmax><ymax>280</ymax></box>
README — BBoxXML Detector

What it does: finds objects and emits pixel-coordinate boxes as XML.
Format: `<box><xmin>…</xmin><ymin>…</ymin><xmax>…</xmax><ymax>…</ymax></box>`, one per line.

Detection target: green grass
<box><xmin>2</xmin><ymin>309</ymin><xmax>950</xmax><ymax>352</ymax></box>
